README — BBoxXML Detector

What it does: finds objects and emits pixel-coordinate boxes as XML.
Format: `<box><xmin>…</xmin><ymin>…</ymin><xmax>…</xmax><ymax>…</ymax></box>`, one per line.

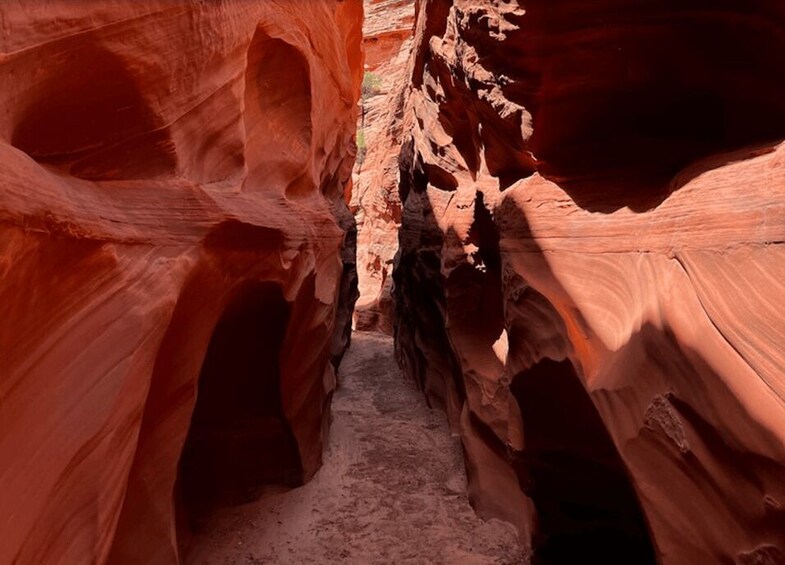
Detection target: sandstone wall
<box><xmin>0</xmin><ymin>2</ymin><xmax>362</xmax><ymax>563</ymax></box>
<box><xmin>394</xmin><ymin>1</ymin><xmax>785</xmax><ymax>562</ymax></box>
<box><xmin>352</xmin><ymin>0</ymin><xmax>415</xmax><ymax>333</ymax></box>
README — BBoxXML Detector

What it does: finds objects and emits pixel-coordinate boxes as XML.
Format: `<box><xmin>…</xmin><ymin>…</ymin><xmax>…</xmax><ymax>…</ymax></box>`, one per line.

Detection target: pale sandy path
<box><xmin>186</xmin><ymin>331</ymin><xmax>526</xmax><ymax>565</ymax></box>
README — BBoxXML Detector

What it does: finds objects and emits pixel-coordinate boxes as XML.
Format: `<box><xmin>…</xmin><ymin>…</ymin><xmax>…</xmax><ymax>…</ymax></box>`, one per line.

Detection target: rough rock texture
<box><xmin>351</xmin><ymin>0</ymin><xmax>415</xmax><ymax>333</ymax></box>
<box><xmin>394</xmin><ymin>1</ymin><xmax>785</xmax><ymax>563</ymax></box>
<box><xmin>0</xmin><ymin>2</ymin><xmax>362</xmax><ymax>564</ymax></box>
<box><xmin>362</xmin><ymin>0</ymin><xmax>417</xmax><ymax>71</ymax></box>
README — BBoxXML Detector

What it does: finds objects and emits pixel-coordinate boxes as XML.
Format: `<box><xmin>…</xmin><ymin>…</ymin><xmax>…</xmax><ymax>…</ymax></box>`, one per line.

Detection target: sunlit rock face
<box><xmin>0</xmin><ymin>1</ymin><xmax>362</xmax><ymax>563</ymax></box>
<box><xmin>351</xmin><ymin>0</ymin><xmax>415</xmax><ymax>334</ymax></box>
<box><xmin>394</xmin><ymin>0</ymin><xmax>785</xmax><ymax>562</ymax></box>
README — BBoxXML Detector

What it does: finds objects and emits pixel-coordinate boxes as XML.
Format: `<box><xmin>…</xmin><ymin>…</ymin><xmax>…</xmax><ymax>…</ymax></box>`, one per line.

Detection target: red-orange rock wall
<box><xmin>0</xmin><ymin>2</ymin><xmax>362</xmax><ymax>563</ymax></box>
<box><xmin>394</xmin><ymin>0</ymin><xmax>785</xmax><ymax>562</ymax></box>
<box><xmin>363</xmin><ymin>0</ymin><xmax>417</xmax><ymax>72</ymax></box>
<box><xmin>351</xmin><ymin>0</ymin><xmax>415</xmax><ymax>333</ymax></box>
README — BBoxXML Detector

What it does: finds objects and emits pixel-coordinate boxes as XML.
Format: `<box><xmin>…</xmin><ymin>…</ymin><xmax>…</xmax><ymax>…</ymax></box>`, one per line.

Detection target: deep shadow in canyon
<box><xmin>511</xmin><ymin>358</ymin><xmax>655</xmax><ymax>564</ymax></box>
<box><xmin>445</xmin><ymin>0</ymin><xmax>785</xmax><ymax>212</ymax></box>
<box><xmin>4</xmin><ymin>1</ymin><xmax>785</xmax><ymax>564</ymax></box>
<box><xmin>176</xmin><ymin>282</ymin><xmax>302</xmax><ymax>549</ymax></box>
<box><xmin>394</xmin><ymin>142</ymin><xmax>658</xmax><ymax>563</ymax></box>
<box><xmin>522</xmin><ymin>0</ymin><xmax>785</xmax><ymax>212</ymax></box>
<box><xmin>9</xmin><ymin>37</ymin><xmax>177</xmax><ymax>180</ymax></box>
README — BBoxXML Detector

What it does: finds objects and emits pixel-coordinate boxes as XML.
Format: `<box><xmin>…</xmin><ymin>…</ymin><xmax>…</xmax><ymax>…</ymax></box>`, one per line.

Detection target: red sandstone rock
<box><xmin>363</xmin><ymin>0</ymin><xmax>417</xmax><ymax>71</ymax></box>
<box><xmin>394</xmin><ymin>1</ymin><xmax>785</xmax><ymax>563</ymax></box>
<box><xmin>351</xmin><ymin>0</ymin><xmax>415</xmax><ymax>334</ymax></box>
<box><xmin>0</xmin><ymin>2</ymin><xmax>362</xmax><ymax>563</ymax></box>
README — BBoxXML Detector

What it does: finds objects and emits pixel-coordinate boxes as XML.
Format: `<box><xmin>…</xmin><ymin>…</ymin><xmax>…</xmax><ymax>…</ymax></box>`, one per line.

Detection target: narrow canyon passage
<box><xmin>184</xmin><ymin>332</ymin><xmax>525</xmax><ymax>565</ymax></box>
<box><xmin>3</xmin><ymin>2</ymin><xmax>785</xmax><ymax>564</ymax></box>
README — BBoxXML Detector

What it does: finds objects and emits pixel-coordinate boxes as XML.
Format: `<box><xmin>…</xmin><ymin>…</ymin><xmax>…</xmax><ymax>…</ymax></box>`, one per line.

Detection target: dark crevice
<box><xmin>176</xmin><ymin>281</ymin><xmax>302</xmax><ymax>552</ymax></box>
<box><xmin>475</xmin><ymin>97</ymin><xmax>537</xmax><ymax>190</ymax></box>
<box><xmin>430</xmin><ymin>56</ymin><xmax>482</xmax><ymax>177</ymax></box>
<box><xmin>446</xmin><ymin>192</ymin><xmax>504</xmax><ymax>351</ymax></box>
<box><xmin>468</xmin><ymin>192</ymin><xmax>501</xmax><ymax>274</ymax></box>
<box><xmin>510</xmin><ymin>357</ymin><xmax>656</xmax><ymax>564</ymax></box>
<box><xmin>411</xmin><ymin>0</ymin><xmax>454</xmax><ymax>89</ymax></box>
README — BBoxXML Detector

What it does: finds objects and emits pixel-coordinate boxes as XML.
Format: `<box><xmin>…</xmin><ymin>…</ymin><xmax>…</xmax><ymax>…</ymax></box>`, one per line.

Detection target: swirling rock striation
<box><xmin>0</xmin><ymin>2</ymin><xmax>362</xmax><ymax>563</ymax></box>
<box><xmin>394</xmin><ymin>0</ymin><xmax>785</xmax><ymax>563</ymax></box>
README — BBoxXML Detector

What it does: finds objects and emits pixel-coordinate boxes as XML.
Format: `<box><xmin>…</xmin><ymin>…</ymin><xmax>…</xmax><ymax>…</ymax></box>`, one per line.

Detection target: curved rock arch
<box><xmin>243</xmin><ymin>29</ymin><xmax>314</xmax><ymax>196</ymax></box>
<box><xmin>10</xmin><ymin>38</ymin><xmax>177</xmax><ymax>180</ymax></box>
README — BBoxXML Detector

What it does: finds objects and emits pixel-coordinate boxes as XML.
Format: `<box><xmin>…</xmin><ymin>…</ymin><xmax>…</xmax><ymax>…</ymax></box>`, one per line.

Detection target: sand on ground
<box><xmin>185</xmin><ymin>331</ymin><xmax>526</xmax><ymax>564</ymax></box>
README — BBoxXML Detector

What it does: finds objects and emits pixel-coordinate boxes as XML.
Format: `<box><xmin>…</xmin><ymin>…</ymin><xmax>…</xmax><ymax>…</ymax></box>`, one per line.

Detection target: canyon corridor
<box><xmin>1</xmin><ymin>1</ymin><xmax>785</xmax><ymax>564</ymax></box>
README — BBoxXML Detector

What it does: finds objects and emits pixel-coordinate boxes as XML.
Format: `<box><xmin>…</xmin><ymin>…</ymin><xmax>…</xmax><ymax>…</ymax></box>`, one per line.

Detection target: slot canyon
<box><xmin>1</xmin><ymin>1</ymin><xmax>785</xmax><ymax>564</ymax></box>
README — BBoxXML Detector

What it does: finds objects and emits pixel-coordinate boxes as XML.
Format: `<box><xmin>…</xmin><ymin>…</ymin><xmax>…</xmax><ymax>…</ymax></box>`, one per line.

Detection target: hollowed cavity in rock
<box><xmin>244</xmin><ymin>31</ymin><xmax>313</xmax><ymax>195</ymax></box>
<box><xmin>10</xmin><ymin>40</ymin><xmax>176</xmax><ymax>180</ymax></box>
<box><xmin>511</xmin><ymin>357</ymin><xmax>656</xmax><ymax>564</ymax></box>
<box><xmin>176</xmin><ymin>282</ymin><xmax>302</xmax><ymax>540</ymax></box>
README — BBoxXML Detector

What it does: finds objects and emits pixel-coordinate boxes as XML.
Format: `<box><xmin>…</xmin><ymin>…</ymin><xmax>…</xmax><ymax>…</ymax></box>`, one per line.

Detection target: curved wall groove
<box><xmin>243</xmin><ymin>31</ymin><xmax>313</xmax><ymax>195</ymax></box>
<box><xmin>9</xmin><ymin>39</ymin><xmax>177</xmax><ymax>180</ymax></box>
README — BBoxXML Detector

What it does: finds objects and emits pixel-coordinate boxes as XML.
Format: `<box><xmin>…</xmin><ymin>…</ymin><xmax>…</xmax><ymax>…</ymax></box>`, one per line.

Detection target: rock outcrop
<box><xmin>352</xmin><ymin>0</ymin><xmax>415</xmax><ymax>333</ymax></box>
<box><xmin>394</xmin><ymin>1</ymin><xmax>785</xmax><ymax>563</ymax></box>
<box><xmin>0</xmin><ymin>2</ymin><xmax>362</xmax><ymax>563</ymax></box>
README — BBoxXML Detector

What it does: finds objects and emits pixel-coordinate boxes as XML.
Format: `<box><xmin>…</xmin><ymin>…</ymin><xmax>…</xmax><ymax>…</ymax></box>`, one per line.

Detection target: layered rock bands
<box><xmin>393</xmin><ymin>1</ymin><xmax>785</xmax><ymax>563</ymax></box>
<box><xmin>0</xmin><ymin>2</ymin><xmax>362</xmax><ymax>563</ymax></box>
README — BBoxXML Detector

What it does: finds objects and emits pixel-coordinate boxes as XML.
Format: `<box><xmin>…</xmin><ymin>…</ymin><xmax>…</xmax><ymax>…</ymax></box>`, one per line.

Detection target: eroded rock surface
<box><xmin>351</xmin><ymin>0</ymin><xmax>415</xmax><ymax>333</ymax></box>
<box><xmin>394</xmin><ymin>1</ymin><xmax>785</xmax><ymax>563</ymax></box>
<box><xmin>0</xmin><ymin>2</ymin><xmax>361</xmax><ymax>563</ymax></box>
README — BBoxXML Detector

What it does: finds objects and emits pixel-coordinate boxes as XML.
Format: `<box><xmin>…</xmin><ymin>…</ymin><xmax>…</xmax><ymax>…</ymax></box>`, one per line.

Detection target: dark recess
<box><xmin>511</xmin><ymin>357</ymin><xmax>656</xmax><ymax>564</ymax></box>
<box><xmin>177</xmin><ymin>282</ymin><xmax>302</xmax><ymax>536</ymax></box>
<box><xmin>497</xmin><ymin>0</ymin><xmax>785</xmax><ymax>210</ymax></box>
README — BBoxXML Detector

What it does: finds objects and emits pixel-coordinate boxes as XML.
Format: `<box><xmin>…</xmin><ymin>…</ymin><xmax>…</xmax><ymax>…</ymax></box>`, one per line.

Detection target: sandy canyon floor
<box><xmin>185</xmin><ymin>332</ymin><xmax>526</xmax><ymax>564</ymax></box>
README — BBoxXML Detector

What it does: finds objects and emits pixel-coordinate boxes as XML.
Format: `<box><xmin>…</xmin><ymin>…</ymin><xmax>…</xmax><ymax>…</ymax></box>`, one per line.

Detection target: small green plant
<box><xmin>356</xmin><ymin>127</ymin><xmax>367</xmax><ymax>165</ymax></box>
<box><xmin>361</xmin><ymin>71</ymin><xmax>383</xmax><ymax>100</ymax></box>
<box><xmin>356</xmin><ymin>127</ymin><xmax>366</xmax><ymax>150</ymax></box>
